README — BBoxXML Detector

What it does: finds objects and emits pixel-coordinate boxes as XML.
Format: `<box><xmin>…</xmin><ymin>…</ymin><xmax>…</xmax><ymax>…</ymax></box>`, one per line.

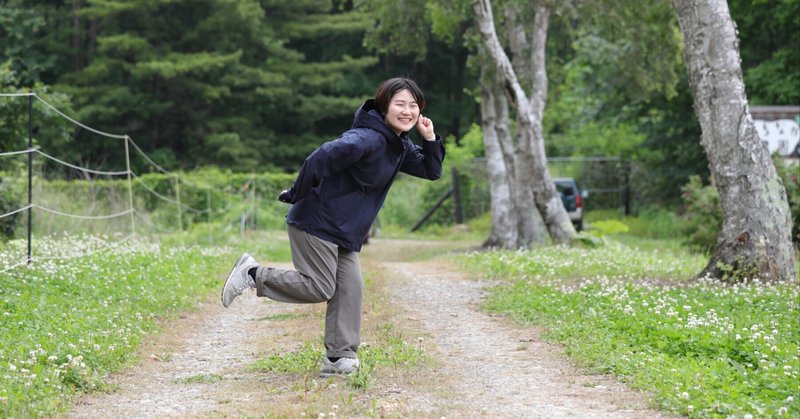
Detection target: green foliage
<box><xmin>458</xmin><ymin>241</ymin><xmax>799</xmax><ymax>417</ymax></box>
<box><xmin>0</xmin><ymin>63</ymin><xmax>75</xmax><ymax>173</ymax></box>
<box><xmin>0</xmin><ymin>0</ymin><xmax>379</xmax><ymax>171</ymax></box>
<box><xmin>0</xmin><ymin>5</ymin><xmax>54</xmax><ymax>85</ymax></box>
<box><xmin>357</xmin><ymin>0</ymin><xmax>477</xmax><ymax>141</ymax></box>
<box><xmin>729</xmin><ymin>0</ymin><xmax>800</xmax><ymax>105</ymax></box>
<box><xmin>680</xmin><ymin>176</ymin><xmax>722</xmax><ymax>253</ymax></box>
<box><xmin>619</xmin><ymin>207</ymin><xmax>685</xmax><ymax>239</ymax></box>
<box><xmin>772</xmin><ymin>155</ymin><xmax>799</xmax><ymax>243</ymax></box>
<box><xmin>546</xmin><ymin>0</ymin><xmax>683</xmax><ymax>135</ymax></box>
<box><xmin>543</xmin><ymin>0</ymin><xmax>698</xmax><ymax>209</ymax></box>
<box><xmin>631</xmin><ymin>76</ymin><xmax>707</xmax><ymax>207</ymax></box>
<box><xmin>0</xmin><ymin>235</ymin><xmax>240</xmax><ymax>417</ymax></box>
<box><xmin>546</xmin><ymin>120</ymin><xmax>645</xmax><ymax>158</ymax></box>
<box><xmin>589</xmin><ymin>219</ymin><xmax>629</xmax><ymax>236</ymax></box>
<box><xmin>0</xmin><ymin>176</ymin><xmax>24</xmax><ymax>239</ymax></box>
<box><xmin>357</xmin><ymin>0</ymin><xmax>431</xmax><ymax>61</ymax></box>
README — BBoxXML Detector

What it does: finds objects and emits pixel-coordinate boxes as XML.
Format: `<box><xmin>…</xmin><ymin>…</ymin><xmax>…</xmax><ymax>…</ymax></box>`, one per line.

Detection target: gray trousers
<box><xmin>253</xmin><ymin>225</ymin><xmax>363</xmax><ymax>359</ymax></box>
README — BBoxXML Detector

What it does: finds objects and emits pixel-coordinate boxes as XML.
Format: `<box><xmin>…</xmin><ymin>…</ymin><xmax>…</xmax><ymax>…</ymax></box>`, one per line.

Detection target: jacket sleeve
<box><xmin>399</xmin><ymin>135</ymin><xmax>445</xmax><ymax>180</ymax></box>
<box><xmin>283</xmin><ymin>131</ymin><xmax>372</xmax><ymax>204</ymax></box>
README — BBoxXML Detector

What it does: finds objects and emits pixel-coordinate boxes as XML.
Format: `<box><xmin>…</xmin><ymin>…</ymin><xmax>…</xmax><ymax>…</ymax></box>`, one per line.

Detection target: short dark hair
<box><xmin>374</xmin><ymin>77</ymin><xmax>426</xmax><ymax>114</ymax></box>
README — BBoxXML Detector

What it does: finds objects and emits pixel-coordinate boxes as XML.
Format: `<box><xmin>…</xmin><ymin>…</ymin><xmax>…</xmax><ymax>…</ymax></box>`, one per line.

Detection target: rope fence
<box><xmin>0</xmin><ymin>90</ymin><xmax>262</xmax><ymax>272</ymax></box>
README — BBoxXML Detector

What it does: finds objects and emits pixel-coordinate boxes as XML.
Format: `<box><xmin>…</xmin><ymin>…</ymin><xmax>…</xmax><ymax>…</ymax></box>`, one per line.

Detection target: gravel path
<box><xmin>68</xmin><ymin>282</ymin><xmax>300</xmax><ymax>418</ymax></box>
<box><xmin>67</xmin><ymin>243</ymin><xmax>668</xmax><ymax>418</ymax></box>
<box><xmin>386</xmin><ymin>260</ymin><xmax>667</xmax><ymax>418</ymax></box>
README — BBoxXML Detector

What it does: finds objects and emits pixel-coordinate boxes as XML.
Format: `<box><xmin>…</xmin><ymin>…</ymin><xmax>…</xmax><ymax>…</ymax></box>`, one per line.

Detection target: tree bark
<box><xmin>672</xmin><ymin>0</ymin><xmax>796</xmax><ymax>282</ymax></box>
<box><xmin>506</xmin><ymin>2</ymin><xmax>548</xmax><ymax>246</ymax></box>
<box><xmin>505</xmin><ymin>3</ymin><xmax>531</xmax><ymax>89</ymax></box>
<box><xmin>473</xmin><ymin>0</ymin><xmax>576</xmax><ymax>245</ymax></box>
<box><xmin>480</xmin><ymin>59</ymin><xmax>518</xmax><ymax>248</ymax></box>
<box><xmin>527</xmin><ymin>1</ymin><xmax>575</xmax><ymax>243</ymax></box>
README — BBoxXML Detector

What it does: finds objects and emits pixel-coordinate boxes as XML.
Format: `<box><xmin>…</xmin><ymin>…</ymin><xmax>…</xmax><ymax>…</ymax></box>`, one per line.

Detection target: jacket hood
<box><xmin>352</xmin><ymin>99</ymin><xmax>406</xmax><ymax>149</ymax></box>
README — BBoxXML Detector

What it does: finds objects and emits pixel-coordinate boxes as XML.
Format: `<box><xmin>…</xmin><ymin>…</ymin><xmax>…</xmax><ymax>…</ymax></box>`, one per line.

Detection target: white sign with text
<box><xmin>754</xmin><ymin>119</ymin><xmax>800</xmax><ymax>156</ymax></box>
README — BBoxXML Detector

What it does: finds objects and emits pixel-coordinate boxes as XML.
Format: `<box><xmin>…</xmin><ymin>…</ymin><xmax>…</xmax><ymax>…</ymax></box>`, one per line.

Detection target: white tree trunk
<box><xmin>473</xmin><ymin>0</ymin><xmax>576</xmax><ymax>245</ymax></box>
<box><xmin>506</xmin><ymin>3</ymin><xmax>549</xmax><ymax>246</ymax></box>
<box><xmin>527</xmin><ymin>1</ymin><xmax>575</xmax><ymax>243</ymax></box>
<box><xmin>480</xmin><ymin>59</ymin><xmax>519</xmax><ymax>248</ymax></box>
<box><xmin>672</xmin><ymin>0</ymin><xmax>796</xmax><ymax>281</ymax></box>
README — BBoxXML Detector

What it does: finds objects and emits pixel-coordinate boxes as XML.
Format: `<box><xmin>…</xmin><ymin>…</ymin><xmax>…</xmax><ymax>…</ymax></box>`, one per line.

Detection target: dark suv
<box><xmin>553</xmin><ymin>177</ymin><xmax>587</xmax><ymax>231</ymax></box>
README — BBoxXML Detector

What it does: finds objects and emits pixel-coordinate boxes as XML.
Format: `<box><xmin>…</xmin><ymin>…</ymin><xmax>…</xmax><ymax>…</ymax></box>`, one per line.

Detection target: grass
<box><xmin>174</xmin><ymin>373</ymin><xmax>223</xmax><ymax>384</ymax></box>
<box><xmin>251</xmin><ymin>310</ymin><xmax>427</xmax><ymax>392</ymax></box>
<box><xmin>3</xmin><ymin>207</ymin><xmax>795</xmax><ymax>418</ymax></box>
<box><xmin>251</xmin><ymin>324</ymin><xmax>427</xmax><ymax>391</ymax></box>
<box><xmin>0</xmin><ymin>230</ymin><xmax>287</xmax><ymax>417</ymax></box>
<box><xmin>456</xmin><ymin>236</ymin><xmax>799</xmax><ymax>418</ymax></box>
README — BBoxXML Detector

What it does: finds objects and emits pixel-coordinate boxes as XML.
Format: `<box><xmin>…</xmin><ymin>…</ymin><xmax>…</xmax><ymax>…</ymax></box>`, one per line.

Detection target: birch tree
<box><xmin>671</xmin><ymin>0</ymin><xmax>796</xmax><ymax>281</ymax></box>
<box><xmin>480</xmin><ymin>56</ymin><xmax>519</xmax><ymax>248</ymax></box>
<box><xmin>474</xmin><ymin>0</ymin><xmax>577</xmax><ymax>245</ymax></box>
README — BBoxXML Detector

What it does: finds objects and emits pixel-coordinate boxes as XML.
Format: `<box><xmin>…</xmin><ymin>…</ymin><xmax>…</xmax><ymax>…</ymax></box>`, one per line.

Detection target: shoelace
<box><xmin>233</xmin><ymin>265</ymin><xmax>255</xmax><ymax>294</ymax></box>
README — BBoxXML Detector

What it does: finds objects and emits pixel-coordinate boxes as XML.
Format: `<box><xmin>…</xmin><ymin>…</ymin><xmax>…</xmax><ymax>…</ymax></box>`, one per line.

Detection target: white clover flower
<box><xmin>680</xmin><ymin>392</ymin><xmax>689</xmax><ymax>399</ymax></box>
<box><xmin>8</xmin><ymin>364</ymin><xmax>16</xmax><ymax>371</ymax></box>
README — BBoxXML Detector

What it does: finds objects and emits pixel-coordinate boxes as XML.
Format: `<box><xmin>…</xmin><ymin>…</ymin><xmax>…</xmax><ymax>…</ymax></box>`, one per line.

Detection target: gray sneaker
<box><xmin>320</xmin><ymin>357</ymin><xmax>360</xmax><ymax>377</ymax></box>
<box><xmin>221</xmin><ymin>253</ymin><xmax>257</xmax><ymax>307</ymax></box>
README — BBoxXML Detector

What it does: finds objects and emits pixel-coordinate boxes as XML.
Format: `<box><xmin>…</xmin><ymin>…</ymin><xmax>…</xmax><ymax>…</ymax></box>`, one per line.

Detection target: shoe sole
<box><xmin>319</xmin><ymin>371</ymin><xmax>354</xmax><ymax>378</ymax></box>
<box><xmin>221</xmin><ymin>253</ymin><xmax>248</xmax><ymax>307</ymax></box>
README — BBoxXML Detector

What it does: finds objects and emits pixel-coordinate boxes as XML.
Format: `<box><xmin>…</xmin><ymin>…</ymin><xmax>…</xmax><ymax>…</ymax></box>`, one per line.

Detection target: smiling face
<box><xmin>383</xmin><ymin>89</ymin><xmax>420</xmax><ymax>135</ymax></box>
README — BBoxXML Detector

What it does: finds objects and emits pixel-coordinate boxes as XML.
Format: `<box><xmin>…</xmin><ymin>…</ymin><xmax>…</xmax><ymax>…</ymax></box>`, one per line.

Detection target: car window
<box><xmin>555</xmin><ymin>183</ymin><xmax>575</xmax><ymax>195</ymax></box>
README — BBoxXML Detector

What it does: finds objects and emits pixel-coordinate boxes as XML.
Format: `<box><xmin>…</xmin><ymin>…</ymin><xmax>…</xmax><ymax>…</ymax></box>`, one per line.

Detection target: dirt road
<box><xmin>69</xmin><ymin>239</ymin><xmax>666</xmax><ymax>418</ymax></box>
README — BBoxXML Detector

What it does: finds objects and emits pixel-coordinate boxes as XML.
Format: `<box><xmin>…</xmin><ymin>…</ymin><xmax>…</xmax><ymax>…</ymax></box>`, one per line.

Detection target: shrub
<box><xmin>772</xmin><ymin>155</ymin><xmax>799</xmax><ymax>243</ymax></box>
<box><xmin>0</xmin><ymin>175</ymin><xmax>24</xmax><ymax>239</ymax></box>
<box><xmin>680</xmin><ymin>158</ymin><xmax>799</xmax><ymax>252</ymax></box>
<box><xmin>680</xmin><ymin>175</ymin><xmax>721</xmax><ymax>252</ymax></box>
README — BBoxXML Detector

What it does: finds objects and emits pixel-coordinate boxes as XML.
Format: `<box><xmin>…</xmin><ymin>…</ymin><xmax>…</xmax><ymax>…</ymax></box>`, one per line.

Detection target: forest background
<box><xmin>0</xmin><ymin>2</ymin><xmax>798</xmax><ymax>416</ymax></box>
<box><xmin>0</xmin><ymin>0</ymin><xmax>797</xmax><ymax>236</ymax></box>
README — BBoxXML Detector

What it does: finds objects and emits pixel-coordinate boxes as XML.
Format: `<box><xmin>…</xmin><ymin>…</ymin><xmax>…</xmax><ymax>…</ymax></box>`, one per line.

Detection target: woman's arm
<box><xmin>400</xmin><ymin>136</ymin><xmax>445</xmax><ymax>180</ymax></box>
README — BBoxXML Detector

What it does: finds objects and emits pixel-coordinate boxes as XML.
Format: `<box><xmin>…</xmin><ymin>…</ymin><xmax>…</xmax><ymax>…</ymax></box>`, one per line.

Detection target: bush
<box><xmin>773</xmin><ymin>155</ymin><xmax>799</xmax><ymax>243</ymax></box>
<box><xmin>0</xmin><ymin>175</ymin><xmax>24</xmax><ymax>239</ymax></box>
<box><xmin>680</xmin><ymin>158</ymin><xmax>799</xmax><ymax>252</ymax></box>
<box><xmin>680</xmin><ymin>175</ymin><xmax>721</xmax><ymax>252</ymax></box>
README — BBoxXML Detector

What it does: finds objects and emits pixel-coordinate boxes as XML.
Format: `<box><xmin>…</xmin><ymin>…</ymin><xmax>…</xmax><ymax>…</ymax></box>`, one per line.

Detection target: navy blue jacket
<box><xmin>282</xmin><ymin>99</ymin><xmax>445</xmax><ymax>252</ymax></box>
